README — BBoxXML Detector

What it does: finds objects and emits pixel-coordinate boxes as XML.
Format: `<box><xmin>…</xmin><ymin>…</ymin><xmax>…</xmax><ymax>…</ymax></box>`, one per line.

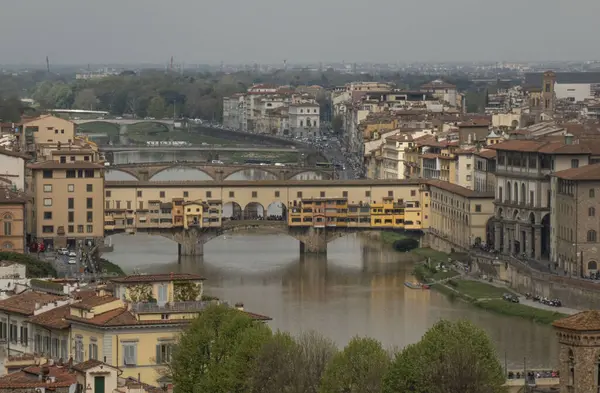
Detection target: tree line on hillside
<box><xmin>167</xmin><ymin>305</ymin><xmax>505</xmax><ymax>393</ymax></box>
<box><xmin>0</xmin><ymin>69</ymin><xmax>494</xmax><ymax>124</ymax></box>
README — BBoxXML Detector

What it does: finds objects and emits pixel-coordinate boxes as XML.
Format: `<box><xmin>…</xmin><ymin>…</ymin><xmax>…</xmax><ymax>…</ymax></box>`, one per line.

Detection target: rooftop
<box><xmin>0</xmin><ymin>148</ymin><xmax>30</xmax><ymax>160</ymax></box>
<box><xmin>426</xmin><ymin>180</ymin><xmax>495</xmax><ymax>199</ymax></box>
<box><xmin>0</xmin><ymin>291</ymin><xmax>66</xmax><ymax>316</ymax></box>
<box><xmin>552</xmin><ymin>163</ymin><xmax>600</xmax><ymax>181</ymax></box>
<box><xmin>71</xmin><ymin>295</ymin><xmax>120</xmax><ymax>311</ymax></box>
<box><xmin>0</xmin><ymin>187</ymin><xmax>29</xmax><ymax>204</ymax></box>
<box><xmin>27</xmin><ymin>304</ymin><xmax>71</xmax><ymax>330</ymax></box>
<box><xmin>71</xmin><ymin>359</ymin><xmax>117</xmax><ymax>373</ymax></box>
<box><xmin>489</xmin><ymin>139</ymin><xmax>600</xmax><ymax>155</ymax></box>
<box><xmin>0</xmin><ymin>364</ymin><xmax>77</xmax><ymax>389</ymax></box>
<box><xmin>552</xmin><ymin>310</ymin><xmax>600</xmax><ymax>331</ymax></box>
<box><xmin>110</xmin><ymin>273</ymin><xmax>205</xmax><ymax>284</ymax></box>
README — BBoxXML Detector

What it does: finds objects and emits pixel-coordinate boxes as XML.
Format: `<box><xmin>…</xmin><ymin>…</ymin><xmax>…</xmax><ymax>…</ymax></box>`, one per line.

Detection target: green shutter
<box><xmin>156</xmin><ymin>345</ymin><xmax>161</xmax><ymax>364</ymax></box>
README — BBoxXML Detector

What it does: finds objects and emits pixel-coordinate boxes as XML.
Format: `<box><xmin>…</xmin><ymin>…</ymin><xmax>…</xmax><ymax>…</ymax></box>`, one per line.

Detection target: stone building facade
<box><xmin>552</xmin><ymin>163</ymin><xmax>600</xmax><ymax>277</ymax></box>
<box><xmin>553</xmin><ymin>310</ymin><xmax>600</xmax><ymax>393</ymax></box>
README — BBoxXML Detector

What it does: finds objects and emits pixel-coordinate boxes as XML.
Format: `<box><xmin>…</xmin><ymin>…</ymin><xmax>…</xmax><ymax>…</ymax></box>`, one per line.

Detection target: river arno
<box><xmin>106</xmin><ymin>232</ymin><xmax>559</xmax><ymax>369</ymax></box>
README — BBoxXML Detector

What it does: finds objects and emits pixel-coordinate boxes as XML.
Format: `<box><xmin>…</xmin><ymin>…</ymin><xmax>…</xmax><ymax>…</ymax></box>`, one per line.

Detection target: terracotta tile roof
<box><xmin>421</xmin><ymin>153</ymin><xmax>441</xmax><ymax>160</ymax></box>
<box><xmin>67</xmin><ymin>306</ymin><xmax>271</xmax><ymax>327</ymax></box>
<box><xmin>110</xmin><ymin>273</ymin><xmax>205</xmax><ymax>284</ymax></box>
<box><xmin>552</xmin><ymin>163</ymin><xmax>600</xmax><ymax>181</ymax></box>
<box><xmin>385</xmin><ymin>133</ymin><xmax>413</xmax><ymax>142</ymax></box>
<box><xmin>0</xmin><ymin>291</ymin><xmax>66</xmax><ymax>316</ymax></box>
<box><xmin>426</xmin><ymin>180</ymin><xmax>495</xmax><ymax>199</ymax></box>
<box><xmin>28</xmin><ymin>304</ymin><xmax>71</xmax><ymax>330</ymax></box>
<box><xmin>476</xmin><ymin>149</ymin><xmax>497</xmax><ymax>159</ymax></box>
<box><xmin>552</xmin><ymin>310</ymin><xmax>600</xmax><ymax>331</ymax></box>
<box><xmin>0</xmin><ymin>187</ymin><xmax>29</xmax><ymax>204</ymax></box>
<box><xmin>71</xmin><ymin>359</ymin><xmax>116</xmax><ymax>372</ymax></box>
<box><xmin>454</xmin><ymin>148</ymin><xmax>476</xmax><ymax>155</ymax></box>
<box><xmin>0</xmin><ymin>365</ymin><xmax>77</xmax><ymax>389</ymax></box>
<box><xmin>27</xmin><ymin>161</ymin><xmax>104</xmax><ymax>169</ymax></box>
<box><xmin>71</xmin><ymin>295</ymin><xmax>120</xmax><ymax>311</ymax></box>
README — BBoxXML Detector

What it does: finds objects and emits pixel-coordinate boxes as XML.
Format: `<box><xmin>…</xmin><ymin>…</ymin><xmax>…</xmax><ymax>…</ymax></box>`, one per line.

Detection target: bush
<box><xmin>0</xmin><ymin>252</ymin><xmax>56</xmax><ymax>278</ymax></box>
<box><xmin>393</xmin><ymin>238</ymin><xmax>419</xmax><ymax>252</ymax></box>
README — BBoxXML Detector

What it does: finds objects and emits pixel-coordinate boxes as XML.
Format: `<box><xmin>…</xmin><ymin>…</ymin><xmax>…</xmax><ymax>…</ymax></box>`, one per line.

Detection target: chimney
<box><xmin>48</xmin><ymin>376</ymin><xmax>56</xmax><ymax>383</ymax></box>
<box><xmin>34</xmin><ymin>302</ymin><xmax>40</xmax><ymax>310</ymax></box>
<box><xmin>564</xmin><ymin>133</ymin><xmax>574</xmax><ymax>145</ymax></box>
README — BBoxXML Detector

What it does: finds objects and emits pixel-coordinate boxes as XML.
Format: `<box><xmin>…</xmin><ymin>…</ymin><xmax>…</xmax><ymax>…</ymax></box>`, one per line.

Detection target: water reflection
<box><xmin>113</xmin><ymin>151</ymin><xmax>207</xmax><ymax>164</ymax></box>
<box><xmin>106</xmin><ymin>233</ymin><xmax>559</xmax><ymax>369</ymax></box>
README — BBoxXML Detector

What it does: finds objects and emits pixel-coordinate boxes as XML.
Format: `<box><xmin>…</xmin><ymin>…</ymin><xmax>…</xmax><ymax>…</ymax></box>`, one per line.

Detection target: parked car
<box><xmin>503</xmin><ymin>293</ymin><xmax>520</xmax><ymax>303</ymax></box>
<box><xmin>68</xmin><ymin>258</ymin><xmax>77</xmax><ymax>265</ymax></box>
<box><xmin>57</xmin><ymin>248</ymin><xmax>69</xmax><ymax>255</ymax></box>
<box><xmin>68</xmin><ymin>251</ymin><xmax>77</xmax><ymax>258</ymax></box>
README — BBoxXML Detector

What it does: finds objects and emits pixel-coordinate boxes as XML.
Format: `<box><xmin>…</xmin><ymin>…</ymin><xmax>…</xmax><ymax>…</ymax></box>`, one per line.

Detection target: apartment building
<box><xmin>473</xmin><ymin>149</ymin><xmax>497</xmax><ymax>193</ymax></box>
<box><xmin>490</xmin><ymin>135</ymin><xmax>600</xmax><ymax>260</ymax></box>
<box><xmin>551</xmin><ymin>163</ymin><xmax>600</xmax><ymax>277</ymax></box>
<box><xmin>0</xmin><ymin>188</ymin><xmax>28</xmax><ymax>253</ymax></box>
<box><xmin>289</xmin><ymin>103</ymin><xmax>320</xmax><ymax>138</ymax></box>
<box><xmin>420</xmin><ymin>80</ymin><xmax>460</xmax><ymax>108</ymax></box>
<box><xmin>428</xmin><ymin>180</ymin><xmax>495</xmax><ymax>248</ymax></box>
<box><xmin>0</xmin><ymin>149</ymin><xmax>28</xmax><ymax>191</ymax></box>
<box><xmin>381</xmin><ymin>133</ymin><xmax>414</xmax><ymax>180</ymax></box>
<box><xmin>454</xmin><ymin>148</ymin><xmax>476</xmax><ymax>189</ymax></box>
<box><xmin>28</xmin><ymin>151</ymin><xmax>105</xmax><ymax>249</ymax></box>
<box><xmin>21</xmin><ymin>115</ymin><xmax>76</xmax><ymax>155</ymax></box>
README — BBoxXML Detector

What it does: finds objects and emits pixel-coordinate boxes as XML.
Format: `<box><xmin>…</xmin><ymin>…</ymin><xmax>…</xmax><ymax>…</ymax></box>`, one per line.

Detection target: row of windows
<box><xmin>72</xmin><ymin>338</ymin><xmax>173</xmax><ymax>366</ymax></box>
<box><xmin>106</xmin><ymin>189</ymin><xmax>421</xmax><ymax>199</ymax></box>
<box><xmin>42</xmin><ymin>169</ymin><xmax>96</xmax><ymax>179</ymax></box>
<box><xmin>43</xmin><ymin>211</ymin><xmax>94</xmax><ymax>222</ymax></box>
<box><xmin>43</xmin><ymin>184</ymin><xmax>94</xmax><ymax>193</ymax></box>
<box><xmin>42</xmin><ymin>197</ymin><xmax>94</xmax><ymax>210</ymax></box>
<box><xmin>558</xmin><ymin>227</ymin><xmax>598</xmax><ymax>243</ymax></box>
<box><xmin>58</xmin><ymin>155</ymin><xmax>92</xmax><ymax>163</ymax></box>
<box><xmin>42</xmin><ymin>225</ymin><xmax>94</xmax><ymax>234</ymax></box>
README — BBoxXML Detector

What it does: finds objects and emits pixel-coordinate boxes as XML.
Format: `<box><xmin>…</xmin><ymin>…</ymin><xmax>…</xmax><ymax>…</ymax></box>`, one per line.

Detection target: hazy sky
<box><xmin>2</xmin><ymin>0</ymin><xmax>600</xmax><ymax>64</ymax></box>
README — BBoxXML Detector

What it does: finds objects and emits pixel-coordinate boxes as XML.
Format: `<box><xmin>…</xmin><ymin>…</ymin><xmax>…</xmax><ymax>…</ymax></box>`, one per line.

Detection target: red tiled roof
<box><xmin>0</xmin><ymin>365</ymin><xmax>77</xmax><ymax>389</ymax></box>
<box><xmin>476</xmin><ymin>149</ymin><xmax>497</xmax><ymax>159</ymax></box>
<box><xmin>71</xmin><ymin>295</ymin><xmax>120</xmax><ymax>311</ymax></box>
<box><xmin>67</xmin><ymin>306</ymin><xmax>271</xmax><ymax>328</ymax></box>
<box><xmin>553</xmin><ymin>310</ymin><xmax>600</xmax><ymax>331</ymax></box>
<box><xmin>0</xmin><ymin>148</ymin><xmax>30</xmax><ymax>160</ymax></box>
<box><xmin>552</xmin><ymin>163</ymin><xmax>600</xmax><ymax>181</ymax></box>
<box><xmin>0</xmin><ymin>187</ymin><xmax>29</xmax><ymax>204</ymax></box>
<box><xmin>0</xmin><ymin>291</ymin><xmax>66</xmax><ymax>316</ymax></box>
<box><xmin>489</xmin><ymin>139</ymin><xmax>600</xmax><ymax>155</ymax></box>
<box><xmin>71</xmin><ymin>359</ymin><xmax>117</xmax><ymax>372</ymax></box>
<box><xmin>426</xmin><ymin>180</ymin><xmax>495</xmax><ymax>199</ymax></box>
<box><xmin>28</xmin><ymin>304</ymin><xmax>71</xmax><ymax>330</ymax></box>
<box><xmin>110</xmin><ymin>273</ymin><xmax>205</xmax><ymax>284</ymax></box>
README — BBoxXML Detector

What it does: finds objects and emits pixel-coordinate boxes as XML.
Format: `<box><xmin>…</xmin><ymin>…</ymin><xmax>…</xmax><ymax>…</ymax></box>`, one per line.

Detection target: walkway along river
<box><xmin>106</xmin><ymin>232</ymin><xmax>559</xmax><ymax>370</ymax></box>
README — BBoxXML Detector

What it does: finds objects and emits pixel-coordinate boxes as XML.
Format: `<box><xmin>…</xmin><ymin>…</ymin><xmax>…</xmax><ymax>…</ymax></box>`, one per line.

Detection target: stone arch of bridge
<box><xmin>304</xmin><ymin>151</ymin><xmax>328</xmax><ymax>165</ymax></box>
<box><xmin>148</xmin><ymin>165</ymin><xmax>216</xmax><ymax>181</ymax></box>
<box><xmin>105</xmin><ymin>168</ymin><xmax>141</xmax><ymax>181</ymax></box>
<box><xmin>224</xmin><ymin>167</ymin><xmax>280</xmax><ymax>181</ymax></box>
<box><xmin>288</xmin><ymin>170</ymin><xmax>332</xmax><ymax>180</ymax></box>
<box><xmin>125</xmin><ymin>121</ymin><xmax>172</xmax><ymax>132</ymax></box>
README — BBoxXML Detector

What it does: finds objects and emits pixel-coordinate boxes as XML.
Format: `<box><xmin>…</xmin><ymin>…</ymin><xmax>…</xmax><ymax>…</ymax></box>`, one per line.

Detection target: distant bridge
<box><xmin>74</xmin><ymin>118</ymin><xmax>174</xmax><ymax>126</ymax></box>
<box><xmin>100</xmin><ymin>146</ymin><xmax>302</xmax><ymax>153</ymax></box>
<box><xmin>106</xmin><ymin>162</ymin><xmax>334</xmax><ymax>181</ymax></box>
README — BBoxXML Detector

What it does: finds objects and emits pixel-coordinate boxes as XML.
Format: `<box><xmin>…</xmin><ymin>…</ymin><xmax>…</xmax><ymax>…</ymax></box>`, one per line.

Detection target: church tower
<box><xmin>542</xmin><ymin>70</ymin><xmax>556</xmax><ymax>113</ymax></box>
<box><xmin>553</xmin><ymin>311</ymin><xmax>600</xmax><ymax>393</ymax></box>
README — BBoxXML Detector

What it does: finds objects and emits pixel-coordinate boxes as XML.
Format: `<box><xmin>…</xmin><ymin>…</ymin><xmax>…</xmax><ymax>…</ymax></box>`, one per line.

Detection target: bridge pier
<box><xmin>296</xmin><ymin>227</ymin><xmax>328</xmax><ymax>254</ymax></box>
<box><xmin>178</xmin><ymin>239</ymin><xmax>204</xmax><ymax>256</ymax></box>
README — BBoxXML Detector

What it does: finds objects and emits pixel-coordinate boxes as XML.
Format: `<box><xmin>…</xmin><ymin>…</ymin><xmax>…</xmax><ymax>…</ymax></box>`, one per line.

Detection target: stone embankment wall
<box><xmin>424</xmin><ymin>232</ymin><xmax>600</xmax><ymax>310</ymax></box>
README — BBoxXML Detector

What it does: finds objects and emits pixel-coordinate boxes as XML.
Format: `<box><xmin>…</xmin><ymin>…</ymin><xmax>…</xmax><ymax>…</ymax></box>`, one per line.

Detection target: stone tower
<box><xmin>553</xmin><ymin>311</ymin><xmax>600</xmax><ymax>393</ymax></box>
<box><xmin>542</xmin><ymin>70</ymin><xmax>556</xmax><ymax>113</ymax></box>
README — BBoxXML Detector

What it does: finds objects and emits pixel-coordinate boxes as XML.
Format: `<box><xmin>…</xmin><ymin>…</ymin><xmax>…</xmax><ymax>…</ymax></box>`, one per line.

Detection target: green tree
<box><xmin>73</xmin><ymin>88</ymin><xmax>99</xmax><ymax>110</ymax></box>
<box><xmin>0</xmin><ymin>96</ymin><xmax>24</xmax><ymax>122</ymax></box>
<box><xmin>250</xmin><ymin>332</ymin><xmax>300</xmax><ymax>393</ymax></box>
<box><xmin>170</xmin><ymin>304</ymin><xmax>271</xmax><ymax>393</ymax></box>
<box><xmin>147</xmin><ymin>96</ymin><xmax>167</xmax><ymax>118</ymax></box>
<box><xmin>383</xmin><ymin>320</ymin><xmax>505</xmax><ymax>393</ymax></box>
<box><xmin>320</xmin><ymin>337</ymin><xmax>390</xmax><ymax>393</ymax></box>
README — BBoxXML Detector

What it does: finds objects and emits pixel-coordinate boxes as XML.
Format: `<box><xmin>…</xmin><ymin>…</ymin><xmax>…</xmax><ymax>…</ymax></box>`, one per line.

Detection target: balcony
<box><xmin>132</xmin><ymin>300</ymin><xmax>228</xmax><ymax>314</ymax></box>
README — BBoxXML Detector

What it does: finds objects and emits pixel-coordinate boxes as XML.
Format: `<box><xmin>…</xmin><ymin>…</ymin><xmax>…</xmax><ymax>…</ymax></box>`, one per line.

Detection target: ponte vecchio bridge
<box><xmin>104</xmin><ymin>179</ymin><xmax>430</xmax><ymax>255</ymax></box>
<box><xmin>106</xmin><ymin>162</ymin><xmax>335</xmax><ymax>181</ymax></box>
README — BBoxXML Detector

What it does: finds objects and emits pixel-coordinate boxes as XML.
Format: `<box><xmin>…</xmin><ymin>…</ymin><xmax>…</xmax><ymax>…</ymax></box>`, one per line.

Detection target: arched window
<box><xmin>507</xmin><ymin>182</ymin><xmax>512</xmax><ymax>202</ymax></box>
<box><xmin>1</xmin><ymin>242</ymin><xmax>12</xmax><ymax>250</ymax></box>
<box><xmin>3</xmin><ymin>213</ymin><xmax>12</xmax><ymax>220</ymax></box>
<box><xmin>3</xmin><ymin>221</ymin><xmax>11</xmax><ymax>237</ymax></box>
<box><xmin>588</xmin><ymin>260</ymin><xmax>598</xmax><ymax>271</ymax></box>
<box><xmin>498</xmin><ymin>187</ymin><xmax>503</xmax><ymax>202</ymax></box>
<box><xmin>591</xmin><ymin>189</ymin><xmax>596</xmax><ymax>198</ymax></box>
<box><xmin>306</xmin><ymin>118</ymin><xmax>311</xmax><ymax>127</ymax></box>
<box><xmin>590</xmin><ymin>207</ymin><xmax>596</xmax><ymax>217</ymax></box>
<box><xmin>514</xmin><ymin>185</ymin><xmax>519</xmax><ymax>204</ymax></box>
<box><xmin>588</xmin><ymin>230</ymin><xmax>598</xmax><ymax>242</ymax></box>
<box><xmin>568</xmin><ymin>349</ymin><xmax>575</xmax><ymax>386</ymax></box>
<box><xmin>521</xmin><ymin>183</ymin><xmax>526</xmax><ymax>205</ymax></box>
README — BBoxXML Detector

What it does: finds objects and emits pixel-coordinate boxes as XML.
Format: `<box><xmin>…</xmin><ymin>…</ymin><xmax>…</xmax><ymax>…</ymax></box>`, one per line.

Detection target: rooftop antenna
<box><xmin>46</xmin><ymin>56</ymin><xmax>50</xmax><ymax>73</ymax></box>
<box><xmin>170</xmin><ymin>56</ymin><xmax>174</xmax><ymax>71</ymax></box>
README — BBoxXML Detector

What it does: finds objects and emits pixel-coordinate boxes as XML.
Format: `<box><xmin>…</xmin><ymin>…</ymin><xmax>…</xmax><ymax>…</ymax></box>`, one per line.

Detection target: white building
<box><xmin>288</xmin><ymin>103</ymin><xmax>320</xmax><ymax>138</ymax></box>
<box><xmin>381</xmin><ymin>133</ymin><xmax>414</xmax><ymax>180</ymax></box>
<box><xmin>421</xmin><ymin>80</ymin><xmax>459</xmax><ymax>107</ymax></box>
<box><xmin>0</xmin><ymin>149</ymin><xmax>27</xmax><ymax>190</ymax></box>
<box><xmin>525</xmin><ymin>72</ymin><xmax>600</xmax><ymax>103</ymax></box>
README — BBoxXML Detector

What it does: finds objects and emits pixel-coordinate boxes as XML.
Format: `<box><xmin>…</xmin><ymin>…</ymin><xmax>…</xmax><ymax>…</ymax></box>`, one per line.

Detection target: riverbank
<box><xmin>415</xmin><ymin>263</ymin><xmax>568</xmax><ymax>324</ymax></box>
<box><xmin>99</xmin><ymin>258</ymin><xmax>126</xmax><ymax>276</ymax></box>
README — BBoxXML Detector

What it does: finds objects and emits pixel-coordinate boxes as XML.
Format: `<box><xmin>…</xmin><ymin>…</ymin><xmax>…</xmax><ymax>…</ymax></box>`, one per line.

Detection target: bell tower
<box><xmin>542</xmin><ymin>70</ymin><xmax>556</xmax><ymax>113</ymax></box>
<box><xmin>553</xmin><ymin>311</ymin><xmax>600</xmax><ymax>393</ymax></box>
